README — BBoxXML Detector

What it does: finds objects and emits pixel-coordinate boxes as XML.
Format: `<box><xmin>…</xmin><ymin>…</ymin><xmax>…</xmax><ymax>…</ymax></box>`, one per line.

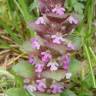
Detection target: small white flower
<box><xmin>65</xmin><ymin>72</ymin><xmax>72</xmax><ymax>79</ymax></box>
<box><xmin>24</xmin><ymin>85</ymin><xmax>36</xmax><ymax>92</ymax></box>
<box><xmin>47</xmin><ymin>61</ymin><xmax>59</xmax><ymax>71</ymax></box>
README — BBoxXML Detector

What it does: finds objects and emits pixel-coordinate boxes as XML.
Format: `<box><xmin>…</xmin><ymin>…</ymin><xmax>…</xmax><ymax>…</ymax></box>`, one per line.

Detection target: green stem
<box><xmin>14</xmin><ymin>0</ymin><xmax>32</xmax><ymax>22</ymax></box>
<box><xmin>89</xmin><ymin>47</ymin><xmax>96</xmax><ymax>62</ymax></box>
<box><xmin>84</xmin><ymin>45</ymin><xmax>96</xmax><ymax>88</ymax></box>
<box><xmin>14</xmin><ymin>0</ymin><xmax>24</xmax><ymax>18</ymax></box>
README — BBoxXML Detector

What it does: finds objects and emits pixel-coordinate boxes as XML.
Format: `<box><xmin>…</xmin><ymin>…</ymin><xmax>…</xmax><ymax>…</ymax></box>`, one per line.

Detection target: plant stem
<box><xmin>84</xmin><ymin>45</ymin><xmax>96</xmax><ymax>88</ymax></box>
<box><xmin>89</xmin><ymin>47</ymin><xmax>96</xmax><ymax>63</ymax></box>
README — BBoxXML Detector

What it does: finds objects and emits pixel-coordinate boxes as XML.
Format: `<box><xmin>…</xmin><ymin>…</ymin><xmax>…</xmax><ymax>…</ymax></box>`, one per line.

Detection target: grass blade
<box><xmin>84</xmin><ymin>45</ymin><xmax>96</xmax><ymax>88</ymax></box>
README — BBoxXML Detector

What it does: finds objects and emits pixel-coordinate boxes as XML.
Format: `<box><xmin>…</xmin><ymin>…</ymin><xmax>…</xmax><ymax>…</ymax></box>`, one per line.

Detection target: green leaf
<box><xmin>70</xmin><ymin>0</ymin><xmax>77</xmax><ymax>5</ymax></box>
<box><xmin>29</xmin><ymin>0</ymin><xmax>38</xmax><ymax>12</ymax></box>
<box><xmin>65</xmin><ymin>0</ymin><xmax>85</xmax><ymax>14</ymax></box>
<box><xmin>69</xmin><ymin>35</ymin><xmax>82</xmax><ymax>50</ymax></box>
<box><xmin>61</xmin><ymin>90</ymin><xmax>77</xmax><ymax>96</ymax></box>
<box><xmin>12</xmin><ymin>60</ymin><xmax>35</xmax><ymax>78</ymax></box>
<box><xmin>42</xmin><ymin>70</ymin><xmax>65</xmax><ymax>81</ymax></box>
<box><xmin>5</xmin><ymin>88</ymin><xmax>30</xmax><ymax>96</ymax></box>
<box><xmin>74</xmin><ymin>14</ymin><xmax>84</xmax><ymax>21</ymax></box>
<box><xmin>15</xmin><ymin>76</ymin><xmax>24</xmax><ymax>87</ymax></box>
<box><xmin>69</xmin><ymin>59</ymin><xmax>81</xmax><ymax>75</ymax></box>
<box><xmin>20</xmin><ymin>41</ymin><xmax>33</xmax><ymax>53</ymax></box>
<box><xmin>34</xmin><ymin>92</ymin><xmax>59</xmax><ymax>96</ymax></box>
<box><xmin>78</xmin><ymin>91</ymin><xmax>93</xmax><ymax>96</ymax></box>
<box><xmin>81</xmin><ymin>73</ymin><xmax>94</xmax><ymax>88</ymax></box>
<box><xmin>73</xmin><ymin>3</ymin><xmax>84</xmax><ymax>14</ymax></box>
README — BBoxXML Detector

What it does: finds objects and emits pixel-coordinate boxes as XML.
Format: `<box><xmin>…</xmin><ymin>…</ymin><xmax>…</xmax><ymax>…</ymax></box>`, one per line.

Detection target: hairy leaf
<box><xmin>61</xmin><ymin>89</ymin><xmax>77</xmax><ymax>96</ymax></box>
<box><xmin>12</xmin><ymin>60</ymin><xmax>35</xmax><ymax>78</ymax></box>
<box><xmin>42</xmin><ymin>70</ymin><xmax>65</xmax><ymax>81</ymax></box>
<box><xmin>5</xmin><ymin>88</ymin><xmax>30</xmax><ymax>96</ymax></box>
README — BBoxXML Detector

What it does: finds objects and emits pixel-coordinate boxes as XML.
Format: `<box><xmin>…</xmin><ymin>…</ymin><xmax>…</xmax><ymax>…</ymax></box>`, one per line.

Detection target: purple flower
<box><xmin>28</xmin><ymin>0</ymin><xmax>79</xmax><ymax>94</ymax></box>
<box><xmin>67</xmin><ymin>16</ymin><xmax>78</xmax><ymax>24</ymax></box>
<box><xmin>62</xmin><ymin>54</ymin><xmax>70</xmax><ymax>70</ymax></box>
<box><xmin>35</xmin><ymin>64</ymin><xmax>44</xmax><ymax>73</ymax></box>
<box><xmin>41</xmin><ymin>51</ymin><xmax>52</xmax><ymax>63</ymax></box>
<box><xmin>28</xmin><ymin>55</ymin><xmax>36</xmax><ymax>65</ymax></box>
<box><xmin>50</xmin><ymin>84</ymin><xmax>64</xmax><ymax>94</ymax></box>
<box><xmin>35</xmin><ymin>17</ymin><xmax>46</xmax><ymax>25</ymax></box>
<box><xmin>36</xmin><ymin>79</ymin><xmax>47</xmax><ymax>92</ymax></box>
<box><xmin>67</xmin><ymin>42</ymin><xmax>75</xmax><ymax>50</ymax></box>
<box><xmin>52</xmin><ymin>5</ymin><xmax>65</xmax><ymax>15</ymax></box>
<box><xmin>47</xmin><ymin>61</ymin><xmax>59</xmax><ymax>71</ymax></box>
<box><xmin>39</xmin><ymin>0</ymin><xmax>64</xmax><ymax>14</ymax></box>
<box><xmin>31</xmin><ymin>38</ymin><xmax>40</xmax><ymax>50</ymax></box>
<box><xmin>51</xmin><ymin>33</ymin><xmax>65</xmax><ymax>44</ymax></box>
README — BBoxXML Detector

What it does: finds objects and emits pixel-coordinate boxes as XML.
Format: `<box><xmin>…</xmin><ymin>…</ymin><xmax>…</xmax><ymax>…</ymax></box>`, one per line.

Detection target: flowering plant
<box><xmin>26</xmin><ymin>0</ymin><xmax>79</xmax><ymax>94</ymax></box>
